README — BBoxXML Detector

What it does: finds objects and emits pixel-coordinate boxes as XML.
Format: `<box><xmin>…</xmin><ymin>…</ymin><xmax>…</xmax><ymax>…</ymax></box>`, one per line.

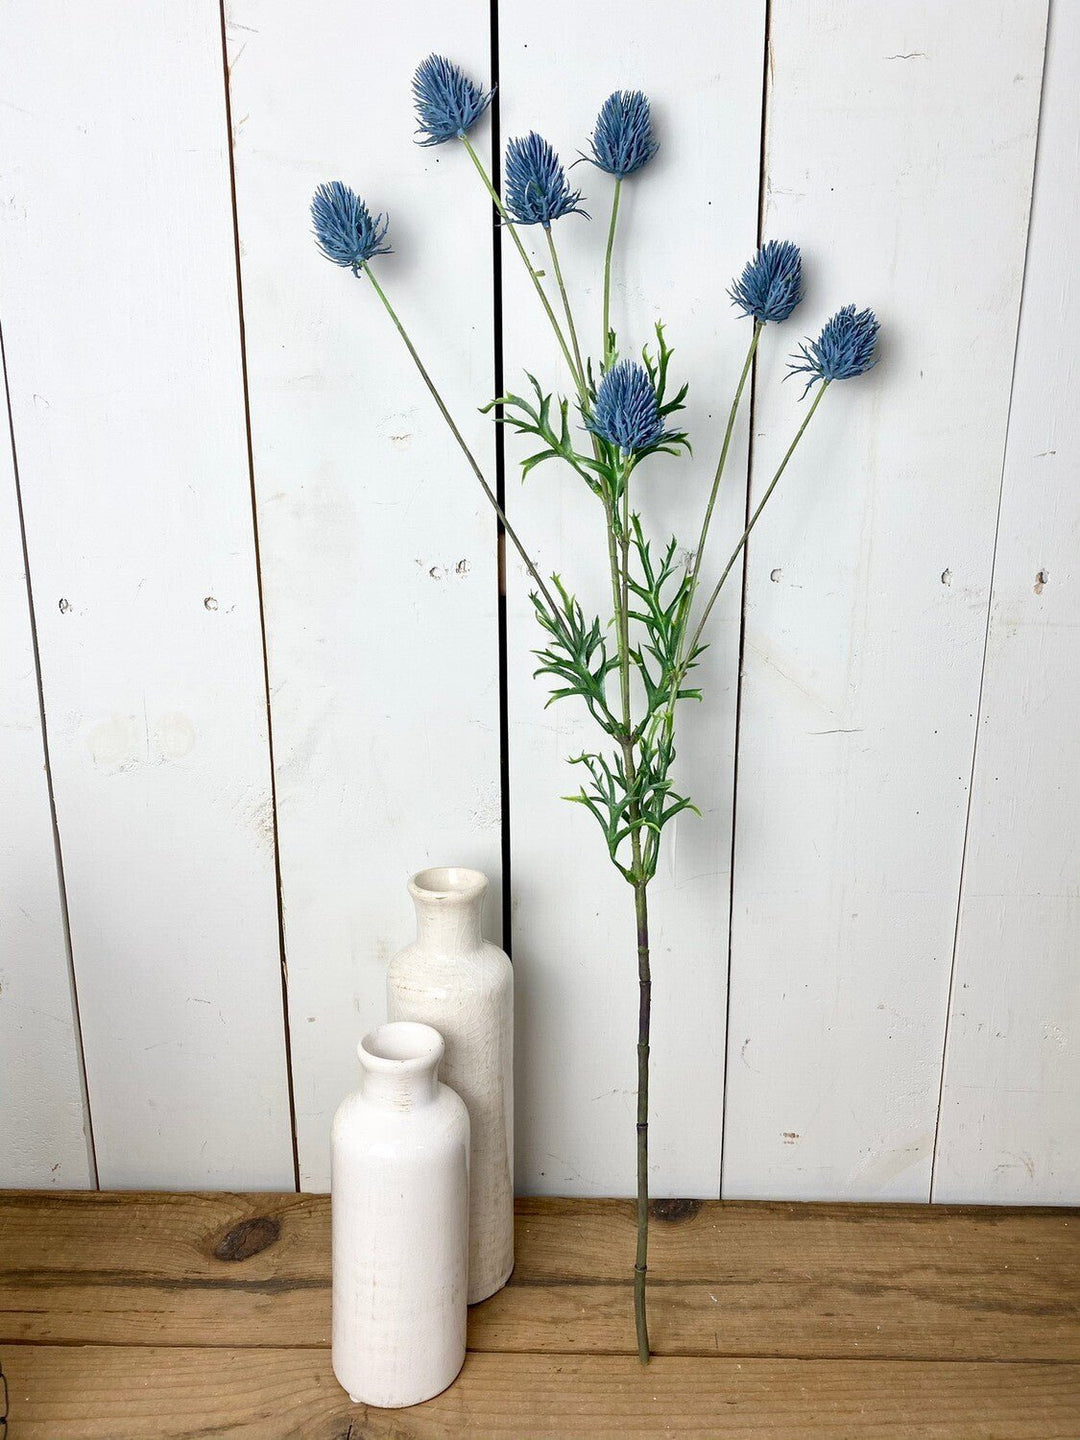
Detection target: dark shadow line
<box><xmin>217</xmin><ymin>0</ymin><xmax>300</xmax><ymax>1191</ymax></box>
<box><xmin>719</xmin><ymin>0</ymin><xmax>772</xmax><ymax>1201</ymax></box>
<box><xmin>489</xmin><ymin>0</ymin><xmax>512</xmax><ymax>957</ymax></box>
<box><xmin>0</xmin><ymin>321</ymin><xmax>99</xmax><ymax>1190</ymax></box>
<box><xmin>928</xmin><ymin>0</ymin><xmax>1053</xmax><ymax>1203</ymax></box>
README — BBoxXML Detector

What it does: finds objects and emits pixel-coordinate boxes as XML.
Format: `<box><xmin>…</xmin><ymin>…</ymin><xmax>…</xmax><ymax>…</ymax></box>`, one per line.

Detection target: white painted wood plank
<box><xmin>0</xmin><ymin>0</ymin><xmax>293</xmax><ymax>1187</ymax></box>
<box><xmin>934</xmin><ymin>1</ymin><xmax>1079</xmax><ymax>1205</ymax></box>
<box><xmin>0</xmin><ymin>374</ymin><xmax>92</xmax><ymax>1188</ymax></box>
<box><xmin>722</xmin><ymin>1</ymin><xmax>1048</xmax><ymax>1200</ymax></box>
<box><xmin>226</xmin><ymin>2</ymin><xmax>501</xmax><ymax>1187</ymax></box>
<box><xmin>500</xmin><ymin>3</ymin><xmax>765</xmax><ymax>1195</ymax></box>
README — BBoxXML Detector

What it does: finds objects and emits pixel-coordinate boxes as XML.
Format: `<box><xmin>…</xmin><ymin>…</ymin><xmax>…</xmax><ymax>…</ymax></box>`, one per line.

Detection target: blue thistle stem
<box><xmin>460</xmin><ymin>134</ymin><xmax>587</xmax><ymax>401</ymax></box>
<box><xmin>684</xmin><ymin>378</ymin><xmax>830</xmax><ymax>667</ymax></box>
<box><xmin>602</xmin><ymin>178</ymin><xmax>622</xmax><ymax>365</ymax></box>
<box><xmin>663</xmin><ymin>322</ymin><xmax>762</xmax><ymax>737</ymax></box>
<box><xmin>601</xmin><ymin>458</ymin><xmax>652</xmax><ymax>1363</ymax></box>
<box><xmin>544</xmin><ymin>226</ymin><xmax>586</xmax><ymax>391</ymax></box>
<box><xmin>361</xmin><ymin>262</ymin><xmax>561</xmax><ymax>621</ymax></box>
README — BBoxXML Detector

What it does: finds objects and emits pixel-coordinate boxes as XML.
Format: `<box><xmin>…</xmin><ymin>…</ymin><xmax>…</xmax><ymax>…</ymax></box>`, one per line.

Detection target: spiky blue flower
<box><xmin>311</xmin><ymin>182</ymin><xmax>391</xmax><ymax>271</ymax></box>
<box><xmin>586</xmin><ymin>90</ymin><xmax>658</xmax><ymax>178</ymax></box>
<box><xmin>586</xmin><ymin>359</ymin><xmax>667</xmax><ymax>454</ymax></box>
<box><xmin>789</xmin><ymin>305</ymin><xmax>880</xmax><ymax>395</ymax></box>
<box><xmin>729</xmin><ymin>240</ymin><xmax>803</xmax><ymax>324</ymax></box>
<box><xmin>412</xmin><ymin>54</ymin><xmax>493</xmax><ymax>146</ymax></box>
<box><xmin>504</xmin><ymin>133</ymin><xmax>587</xmax><ymax>227</ymax></box>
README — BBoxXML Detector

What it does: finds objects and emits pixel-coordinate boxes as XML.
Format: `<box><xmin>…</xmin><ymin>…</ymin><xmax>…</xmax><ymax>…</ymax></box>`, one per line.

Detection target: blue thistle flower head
<box><xmin>586</xmin><ymin>360</ymin><xmax>668</xmax><ymax>455</ymax></box>
<box><xmin>311</xmin><ymin>182</ymin><xmax>391</xmax><ymax>272</ymax></box>
<box><xmin>729</xmin><ymin>240</ymin><xmax>803</xmax><ymax>324</ymax></box>
<box><xmin>789</xmin><ymin>305</ymin><xmax>880</xmax><ymax>396</ymax></box>
<box><xmin>587</xmin><ymin>90</ymin><xmax>658</xmax><ymax>178</ymax></box>
<box><xmin>505</xmin><ymin>133</ymin><xmax>587</xmax><ymax>227</ymax></box>
<box><xmin>412</xmin><ymin>54</ymin><xmax>493</xmax><ymax>146</ymax></box>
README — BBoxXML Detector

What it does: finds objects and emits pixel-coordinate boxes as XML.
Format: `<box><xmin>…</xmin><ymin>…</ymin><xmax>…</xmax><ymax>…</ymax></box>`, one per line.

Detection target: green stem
<box><xmin>653</xmin><ymin>324</ymin><xmax>761</xmax><ymax>747</ymax></box>
<box><xmin>602</xmin><ymin>178</ymin><xmax>622</xmax><ymax>365</ymax></box>
<box><xmin>460</xmin><ymin>134</ymin><xmax>586</xmax><ymax>402</ymax></box>
<box><xmin>545</xmin><ymin>226</ymin><xmax>586</xmax><ymax>391</ymax></box>
<box><xmin>684</xmin><ymin>323</ymin><xmax>762</xmax><ymax>623</ymax></box>
<box><xmin>633</xmin><ymin>878</ymin><xmax>651</xmax><ymax>1365</ymax></box>
<box><xmin>362</xmin><ymin>263</ymin><xmax>561</xmax><ymax>622</ymax></box>
<box><xmin>684</xmin><ymin>379</ymin><xmax>831</xmax><ymax>666</ymax></box>
<box><xmin>603</xmin><ymin>462</ymin><xmax>651</xmax><ymax>1363</ymax></box>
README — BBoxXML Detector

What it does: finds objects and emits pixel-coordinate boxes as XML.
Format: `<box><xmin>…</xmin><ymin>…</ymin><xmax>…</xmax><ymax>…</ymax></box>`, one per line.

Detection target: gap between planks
<box><xmin>0</xmin><ymin>1194</ymin><xmax>1076</xmax><ymax>1362</ymax></box>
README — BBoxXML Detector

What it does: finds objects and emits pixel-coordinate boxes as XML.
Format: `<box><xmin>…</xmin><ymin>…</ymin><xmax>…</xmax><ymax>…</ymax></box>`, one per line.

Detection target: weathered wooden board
<box><xmin>498</xmin><ymin>0</ymin><xmax>766</xmax><ymax>1197</ymax></box>
<box><xmin>5</xmin><ymin>1345</ymin><xmax>1078</xmax><ymax>1439</ymax></box>
<box><xmin>0</xmin><ymin>0</ymin><xmax>293</xmax><ymax>1186</ymax></box>
<box><xmin>224</xmin><ymin>0</ymin><xmax>502</xmax><ymax>1189</ymax></box>
<box><xmin>4</xmin><ymin>1193</ymin><xmax>1075</xmax><ymax>1362</ymax></box>
<box><xmin>934</xmin><ymin>0</ymin><xmax>1080</xmax><ymax>1205</ymax></box>
<box><xmin>0</xmin><ymin>367</ymin><xmax>92</xmax><ymax>1187</ymax></box>
<box><xmin>723</xmin><ymin>1</ymin><xmax>1049</xmax><ymax>1200</ymax></box>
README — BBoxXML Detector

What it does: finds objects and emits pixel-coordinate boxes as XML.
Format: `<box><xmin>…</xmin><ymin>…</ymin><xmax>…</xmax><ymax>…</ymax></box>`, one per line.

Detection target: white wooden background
<box><xmin>1</xmin><ymin>0</ymin><xmax>1075</xmax><ymax>1202</ymax></box>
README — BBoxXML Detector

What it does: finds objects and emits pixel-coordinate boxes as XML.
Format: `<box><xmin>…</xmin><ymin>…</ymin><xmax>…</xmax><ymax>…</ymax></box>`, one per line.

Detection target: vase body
<box><xmin>387</xmin><ymin>866</ymin><xmax>514</xmax><ymax>1304</ymax></box>
<box><xmin>331</xmin><ymin>1021</ymin><xmax>469</xmax><ymax>1408</ymax></box>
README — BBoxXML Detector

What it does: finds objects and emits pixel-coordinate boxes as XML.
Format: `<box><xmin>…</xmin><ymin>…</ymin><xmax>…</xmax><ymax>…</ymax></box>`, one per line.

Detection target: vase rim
<box><xmin>409</xmin><ymin>865</ymin><xmax>488</xmax><ymax>906</ymax></box>
<box><xmin>359</xmin><ymin>1020</ymin><xmax>445</xmax><ymax>1075</ymax></box>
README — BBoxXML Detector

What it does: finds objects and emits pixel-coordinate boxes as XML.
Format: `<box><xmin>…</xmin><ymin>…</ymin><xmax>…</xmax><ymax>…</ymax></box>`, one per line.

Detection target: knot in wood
<box><xmin>649</xmin><ymin>1197</ymin><xmax>702</xmax><ymax>1224</ymax></box>
<box><xmin>212</xmin><ymin>1215</ymin><xmax>281</xmax><ymax>1262</ymax></box>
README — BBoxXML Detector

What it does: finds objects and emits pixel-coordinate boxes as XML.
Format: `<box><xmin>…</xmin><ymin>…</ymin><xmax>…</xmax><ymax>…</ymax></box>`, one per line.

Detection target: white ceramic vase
<box><xmin>331</xmin><ymin>1021</ymin><xmax>469</xmax><ymax>1408</ymax></box>
<box><xmin>387</xmin><ymin>866</ymin><xmax>514</xmax><ymax>1304</ymax></box>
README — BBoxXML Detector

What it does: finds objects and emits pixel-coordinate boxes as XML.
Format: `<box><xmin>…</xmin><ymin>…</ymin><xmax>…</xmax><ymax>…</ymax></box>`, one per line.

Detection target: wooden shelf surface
<box><xmin>1</xmin><ymin>1193</ymin><xmax>1077</xmax><ymax>1436</ymax></box>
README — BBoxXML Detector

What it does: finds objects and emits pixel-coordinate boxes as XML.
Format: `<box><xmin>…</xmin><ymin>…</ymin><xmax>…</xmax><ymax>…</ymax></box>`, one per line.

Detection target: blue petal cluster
<box><xmin>789</xmin><ymin>305</ymin><xmax>880</xmax><ymax>394</ymax></box>
<box><xmin>413</xmin><ymin>54</ymin><xmax>493</xmax><ymax>146</ymax></box>
<box><xmin>586</xmin><ymin>360</ymin><xmax>667</xmax><ymax>454</ymax></box>
<box><xmin>587</xmin><ymin>91</ymin><xmax>658</xmax><ymax>178</ymax></box>
<box><xmin>311</xmin><ymin>182</ymin><xmax>391</xmax><ymax>271</ymax></box>
<box><xmin>504</xmin><ymin>133</ymin><xmax>586</xmax><ymax>227</ymax></box>
<box><xmin>729</xmin><ymin>240</ymin><xmax>803</xmax><ymax>324</ymax></box>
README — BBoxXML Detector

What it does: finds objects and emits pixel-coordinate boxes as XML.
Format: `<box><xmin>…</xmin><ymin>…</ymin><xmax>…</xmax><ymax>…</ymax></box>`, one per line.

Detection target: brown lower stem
<box><xmin>633</xmin><ymin>878</ymin><xmax>651</xmax><ymax>1363</ymax></box>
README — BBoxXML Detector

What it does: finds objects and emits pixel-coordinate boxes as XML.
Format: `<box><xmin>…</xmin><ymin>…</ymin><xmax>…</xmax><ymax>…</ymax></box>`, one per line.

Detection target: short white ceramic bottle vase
<box><xmin>331</xmin><ymin>1021</ymin><xmax>469</xmax><ymax>1408</ymax></box>
<box><xmin>388</xmin><ymin>867</ymin><xmax>514</xmax><ymax>1304</ymax></box>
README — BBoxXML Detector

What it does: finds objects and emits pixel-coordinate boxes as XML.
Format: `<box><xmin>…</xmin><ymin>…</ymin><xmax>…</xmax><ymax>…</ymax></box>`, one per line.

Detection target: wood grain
<box><xmin>933</xmin><ymin>0</ymin><xmax>1080</xmax><ymax>1205</ymax></box>
<box><xmin>0</xmin><ymin>358</ymin><xmax>91</xmax><ymax>1188</ymax></box>
<box><xmin>2</xmin><ymin>1194</ymin><xmax>1075</xmax><ymax>1362</ymax></box>
<box><xmin>4</xmin><ymin>1346</ymin><xmax>1078</xmax><ymax>1439</ymax></box>
<box><xmin>224</xmin><ymin>0</ymin><xmax>502</xmax><ymax>1191</ymax></box>
<box><xmin>0</xmin><ymin>0</ymin><xmax>293</xmax><ymax>1188</ymax></box>
<box><xmin>498</xmin><ymin>0</ymin><xmax>765</xmax><ymax>1200</ymax></box>
<box><xmin>723</xmin><ymin>0</ymin><xmax>1049</xmax><ymax>1202</ymax></box>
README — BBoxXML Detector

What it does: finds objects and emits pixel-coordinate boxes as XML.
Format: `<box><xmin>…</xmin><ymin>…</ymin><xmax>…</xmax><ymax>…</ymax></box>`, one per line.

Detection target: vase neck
<box><xmin>409</xmin><ymin>866</ymin><xmax>488</xmax><ymax>954</ymax></box>
<box><xmin>358</xmin><ymin>1022</ymin><xmax>442</xmax><ymax>1109</ymax></box>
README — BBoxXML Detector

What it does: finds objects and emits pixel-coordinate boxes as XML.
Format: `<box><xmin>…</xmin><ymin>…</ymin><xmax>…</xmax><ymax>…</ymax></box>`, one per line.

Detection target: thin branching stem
<box><xmin>460</xmin><ymin>135</ymin><xmax>586</xmax><ymax>402</ymax></box>
<box><xmin>685</xmin><ymin>323</ymin><xmax>762</xmax><ymax>619</ymax></box>
<box><xmin>362</xmin><ymin>263</ymin><xmax>561</xmax><ymax>621</ymax></box>
<box><xmin>545</xmin><ymin>226</ymin><xmax>586</xmax><ymax>391</ymax></box>
<box><xmin>655</xmin><ymin>323</ymin><xmax>761</xmax><ymax>744</ymax></box>
<box><xmin>602</xmin><ymin>178</ymin><xmax>622</xmax><ymax>363</ymax></box>
<box><xmin>675</xmin><ymin>380</ymin><xmax>831</xmax><ymax>708</ymax></box>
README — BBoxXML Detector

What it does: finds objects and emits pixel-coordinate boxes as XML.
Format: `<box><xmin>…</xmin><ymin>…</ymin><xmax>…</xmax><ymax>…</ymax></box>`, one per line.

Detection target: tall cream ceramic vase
<box><xmin>388</xmin><ymin>867</ymin><xmax>514</xmax><ymax>1304</ymax></box>
<box><xmin>331</xmin><ymin>1021</ymin><xmax>469</xmax><ymax>1408</ymax></box>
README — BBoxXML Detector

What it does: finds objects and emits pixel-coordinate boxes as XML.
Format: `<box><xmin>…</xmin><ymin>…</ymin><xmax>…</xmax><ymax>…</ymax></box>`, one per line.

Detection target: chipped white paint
<box><xmin>722</xmin><ymin>0</ymin><xmax>1049</xmax><ymax>1200</ymax></box>
<box><xmin>499</xmin><ymin>0</ymin><xmax>765</xmax><ymax>1195</ymax></box>
<box><xmin>0</xmin><ymin>377</ymin><xmax>92</xmax><ymax>1188</ymax></box>
<box><xmin>225</xmin><ymin>0</ymin><xmax>501</xmax><ymax>1188</ymax></box>
<box><xmin>0</xmin><ymin>0</ymin><xmax>293</xmax><ymax>1187</ymax></box>
<box><xmin>934</xmin><ymin>0</ymin><xmax>1080</xmax><ymax>1205</ymax></box>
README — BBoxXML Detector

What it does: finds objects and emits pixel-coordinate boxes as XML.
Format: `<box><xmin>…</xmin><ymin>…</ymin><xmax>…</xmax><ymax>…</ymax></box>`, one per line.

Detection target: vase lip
<box><xmin>409</xmin><ymin>865</ymin><xmax>488</xmax><ymax>907</ymax></box>
<box><xmin>358</xmin><ymin>1020</ymin><xmax>445</xmax><ymax>1075</ymax></box>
